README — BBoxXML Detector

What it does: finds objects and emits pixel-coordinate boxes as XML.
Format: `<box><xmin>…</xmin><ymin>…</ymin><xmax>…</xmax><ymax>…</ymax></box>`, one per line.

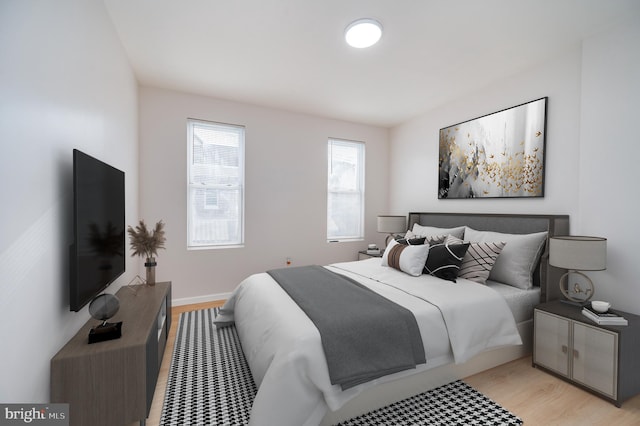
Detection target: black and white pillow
<box><xmin>403</xmin><ymin>230</ymin><xmax>446</xmax><ymax>245</ymax></box>
<box><xmin>423</xmin><ymin>240</ymin><xmax>470</xmax><ymax>282</ymax></box>
<box><xmin>447</xmin><ymin>235</ymin><xmax>506</xmax><ymax>284</ymax></box>
<box><xmin>394</xmin><ymin>235</ymin><xmax>427</xmax><ymax>245</ymax></box>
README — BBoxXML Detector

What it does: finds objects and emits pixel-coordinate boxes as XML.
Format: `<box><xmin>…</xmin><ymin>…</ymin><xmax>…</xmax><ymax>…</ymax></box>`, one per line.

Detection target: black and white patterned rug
<box><xmin>160</xmin><ymin>308</ymin><xmax>523</xmax><ymax>425</ymax></box>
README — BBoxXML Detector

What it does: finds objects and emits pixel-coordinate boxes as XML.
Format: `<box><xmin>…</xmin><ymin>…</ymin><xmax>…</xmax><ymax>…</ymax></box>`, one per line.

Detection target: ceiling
<box><xmin>104</xmin><ymin>0</ymin><xmax>639</xmax><ymax>128</ymax></box>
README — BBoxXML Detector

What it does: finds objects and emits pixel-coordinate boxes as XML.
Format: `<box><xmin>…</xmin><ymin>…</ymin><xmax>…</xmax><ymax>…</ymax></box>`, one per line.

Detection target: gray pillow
<box><xmin>404</xmin><ymin>230</ymin><xmax>446</xmax><ymax>245</ymax></box>
<box><xmin>464</xmin><ymin>227</ymin><xmax>547</xmax><ymax>289</ymax></box>
<box><xmin>411</xmin><ymin>224</ymin><xmax>465</xmax><ymax>240</ymax></box>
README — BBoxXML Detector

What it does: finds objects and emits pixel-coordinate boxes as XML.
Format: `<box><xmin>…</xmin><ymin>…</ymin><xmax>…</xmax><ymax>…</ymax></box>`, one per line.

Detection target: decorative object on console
<box><xmin>88</xmin><ymin>293</ymin><xmax>122</xmax><ymax>343</ymax></box>
<box><xmin>438</xmin><ymin>97</ymin><xmax>547</xmax><ymax>199</ymax></box>
<box><xmin>549</xmin><ymin>236</ymin><xmax>607</xmax><ymax>304</ymax></box>
<box><xmin>377</xmin><ymin>215</ymin><xmax>406</xmax><ymax>246</ymax></box>
<box><xmin>127</xmin><ymin>219</ymin><xmax>166</xmax><ymax>285</ymax></box>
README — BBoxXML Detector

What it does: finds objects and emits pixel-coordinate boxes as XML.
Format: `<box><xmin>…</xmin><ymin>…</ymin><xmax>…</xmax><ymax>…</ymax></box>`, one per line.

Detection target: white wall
<box><xmin>389</xmin><ymin>47</ymin><xmax>582</xmax><ymax>218</ymax></box>
<box><xmin>139</xmin><ymin>87</ymin><xmax>389</xmax><ymax>303</ymax></box>
<box><xmin>389</xmin><ymin>18</ymin><xmax>640</xmax><ymax>314</ymax></box>
<box><xmin>0</xmin><ymin>1</ymin><xmax>138</xmax><ymax>401</ymax></box>
<box><xmin>578</xmin><ymin>18</ymin><xmax>640</xmax><ymax>314</ymax></box>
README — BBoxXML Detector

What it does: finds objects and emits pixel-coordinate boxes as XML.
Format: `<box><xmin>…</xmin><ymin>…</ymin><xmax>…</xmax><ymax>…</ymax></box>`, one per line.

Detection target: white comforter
<box><xmin>215</xmin><ymin>258</ymin><xmax>522</xmax><ymax>426</ymax></box>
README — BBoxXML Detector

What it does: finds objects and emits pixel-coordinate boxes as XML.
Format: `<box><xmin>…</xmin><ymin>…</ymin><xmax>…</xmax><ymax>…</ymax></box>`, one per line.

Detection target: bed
<box><xmin>216</xmin><ymin>212</ymin><xmax>569</xmax><ymax>426</ymax></box>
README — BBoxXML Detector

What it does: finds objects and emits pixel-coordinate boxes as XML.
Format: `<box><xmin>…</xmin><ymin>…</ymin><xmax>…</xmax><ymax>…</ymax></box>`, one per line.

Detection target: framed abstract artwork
<box><xmin>438</xmin><ymin>97</ymin><xmax>547</xmax><ymax>199</ymax></box>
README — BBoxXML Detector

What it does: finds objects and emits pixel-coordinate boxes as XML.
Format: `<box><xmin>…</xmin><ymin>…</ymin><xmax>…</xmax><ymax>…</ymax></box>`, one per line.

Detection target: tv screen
<box><xmin>70</xmin><ymin>149</ymin><xmax>125</xmax><ymax>312</ymax></box>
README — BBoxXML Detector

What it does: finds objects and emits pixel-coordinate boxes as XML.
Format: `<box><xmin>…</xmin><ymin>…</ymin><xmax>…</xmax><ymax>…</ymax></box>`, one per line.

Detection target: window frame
<box><xmin>187</xmin><ymin>118</ymin><xmax>245</xmax><ymax>249</ymax></box>
<box><xmin>327</xmin><ymin>138</ymin><xmax>365</xmax><ymax>242</ymax></box>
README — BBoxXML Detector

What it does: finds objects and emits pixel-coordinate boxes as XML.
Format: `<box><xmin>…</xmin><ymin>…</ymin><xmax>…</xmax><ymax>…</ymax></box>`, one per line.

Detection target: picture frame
<box><xmin>438</xmin><ymin>97</ymin><xmax>547</xmax><ymax>199</ymax></box>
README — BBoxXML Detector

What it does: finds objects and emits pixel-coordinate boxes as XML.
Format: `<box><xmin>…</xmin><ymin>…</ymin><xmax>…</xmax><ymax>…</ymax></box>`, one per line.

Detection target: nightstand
<box><xmin>358</xmin><ymin>250</ymin><xmax>383</xmax><ymax>260</ymax></box>
<box><xmin>533</xmin><ymin>300</ymin><xmax>640</xmax><ymax>406</ymax></box>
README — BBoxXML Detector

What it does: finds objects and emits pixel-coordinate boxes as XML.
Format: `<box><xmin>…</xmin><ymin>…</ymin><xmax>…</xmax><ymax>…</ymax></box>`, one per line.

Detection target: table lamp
<box><xmin>549</xmin><ymin>236</ymin><xmax>607</xmax><ymax>304</ymax></box>
<box><xmin>377</xmin><ymin>215</ymin><xmax>406</xmax><ymax>246</ymax></box>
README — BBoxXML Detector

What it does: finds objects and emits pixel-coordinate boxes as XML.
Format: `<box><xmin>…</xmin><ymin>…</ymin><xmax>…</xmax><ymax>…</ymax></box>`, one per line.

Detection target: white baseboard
<box><xmin>172</xmin><ymin>292</ymin><xmax>232</xmax><ymax>307</ymax></box>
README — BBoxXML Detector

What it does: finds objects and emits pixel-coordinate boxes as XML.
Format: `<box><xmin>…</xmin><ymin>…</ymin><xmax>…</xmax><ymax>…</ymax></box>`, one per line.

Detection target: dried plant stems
<box><xmin>127</xmin><ymin>220</ymin><xmax>166</xmax><ymax>259</ymax></box>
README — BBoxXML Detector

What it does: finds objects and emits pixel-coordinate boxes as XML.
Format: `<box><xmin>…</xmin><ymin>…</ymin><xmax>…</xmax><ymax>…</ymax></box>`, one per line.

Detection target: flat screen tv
<box><xmin>70</xmin><ymin>149</ymin><xmax>125</xmax><ymax>312</ymax></box>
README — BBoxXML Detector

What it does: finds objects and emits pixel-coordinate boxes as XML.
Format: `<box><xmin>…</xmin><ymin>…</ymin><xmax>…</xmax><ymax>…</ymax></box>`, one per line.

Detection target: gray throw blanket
<box><xmin>267</xmin><ymin>265</ymin><xmax>425</xmax><ymax>390</ymax></box>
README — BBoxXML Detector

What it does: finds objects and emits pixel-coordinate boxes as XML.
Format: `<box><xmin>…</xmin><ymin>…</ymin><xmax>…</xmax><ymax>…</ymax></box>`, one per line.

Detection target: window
<box><xmin>327</xmin><ymin>138</ymin><xmax>365</xmax><ymax>241</ymax></box>
<box><xmin>203</xmin><ymin>189</ymin><xmax>219</xmax><ymax>210</ymax></box>
<box><xmin>187</xmin><ymin>119</ymin><xmax>244</xmax><ymax>248</ymax></box>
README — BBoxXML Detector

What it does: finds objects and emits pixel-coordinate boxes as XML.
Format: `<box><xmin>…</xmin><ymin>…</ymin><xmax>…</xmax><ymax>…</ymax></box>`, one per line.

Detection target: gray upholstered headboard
<box><xmin>407</xmin><ymin>212</ymin><xmax>569</xmax><ymax>302</ymax></box>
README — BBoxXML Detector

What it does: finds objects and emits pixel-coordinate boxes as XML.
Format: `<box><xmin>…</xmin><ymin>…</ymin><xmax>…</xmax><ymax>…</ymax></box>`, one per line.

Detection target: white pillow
<box><xmin>464</xmin><ymin>227</ymin><xmax>548</xmax><ymax>289</ymax></box>
<box><xmin>411</xmin><ymin>224</ymin><xmax>465</xmax><ymax>240</ymax></box>
<box><xmin>382</xmin><ymin>238</ymin><xmax>430</xmax><ymax>277</ymax></box>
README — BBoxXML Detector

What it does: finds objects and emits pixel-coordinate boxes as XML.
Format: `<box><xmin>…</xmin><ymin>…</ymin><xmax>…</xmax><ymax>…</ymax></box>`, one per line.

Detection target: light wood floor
<box><xmin>137</xmin><ymin>301</ymin><xmax>640</xmax><ymax>426</ymax></box>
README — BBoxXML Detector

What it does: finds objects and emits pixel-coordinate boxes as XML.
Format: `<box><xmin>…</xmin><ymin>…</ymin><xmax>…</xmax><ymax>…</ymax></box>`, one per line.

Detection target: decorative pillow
<box><xmin>404</xmin><ymin>230</ymin><xmax>446</xmax><ymax>245</ymax></box>
<box><xmin>382</xmin><ymin>238</ymin><xmax>429</xmax><ymax>277</ymax></box>
<box><xmin>395</xmin><ymin>235</ymin><xmax>427</xmax><ymax>245</ymax></box>
<box><xmin>411</xmin><ymin>224</ymin><xmax>465</xmax><ymax>240</ymax></box>
<box><xmin>464</xmin><ymin>227</ymin><xmax>548</xmax><ymax>289</ymax></box>
<box><xmin>446</xmin><ymin>235</ymin><xmax>506</xmax><ymax>284</ymax></box>
<box><xmin>423</xmin><ymin>240</ymin><xmax>470</xmax><ymax>282</ymax></box>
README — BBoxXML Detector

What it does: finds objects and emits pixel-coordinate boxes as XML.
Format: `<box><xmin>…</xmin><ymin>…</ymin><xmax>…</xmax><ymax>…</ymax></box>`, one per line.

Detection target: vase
<box><xmin>145</xmin><ymin>257</ymin><xmax>157</xmax><ymax>286</ymax></box>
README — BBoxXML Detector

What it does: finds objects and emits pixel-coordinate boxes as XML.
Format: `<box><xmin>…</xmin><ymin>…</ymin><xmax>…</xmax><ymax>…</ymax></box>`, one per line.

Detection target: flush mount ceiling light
<box><xmin>345</xmin><ymin>18</ymin><xmax>382</xmax><ymax>48</ymax></box>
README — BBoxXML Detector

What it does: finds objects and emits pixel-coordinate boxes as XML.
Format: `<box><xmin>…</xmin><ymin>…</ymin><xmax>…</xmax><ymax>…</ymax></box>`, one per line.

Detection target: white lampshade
<box><xmin>377</xmin><ymin>215</ymin><xmax>406</xmax><ymax>234</ymax></box>
<box><xmin>549</xmin><ymin>236</ymin><xmax>607</xmax><ymax>271</ymax></box>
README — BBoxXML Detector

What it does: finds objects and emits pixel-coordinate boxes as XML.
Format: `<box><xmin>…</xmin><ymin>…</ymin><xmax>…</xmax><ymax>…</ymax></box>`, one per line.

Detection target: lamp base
<box><xmin>559</xmin><ymin>270</ymin><xmax>594</xmax><ymax>304</ymax></box>
<box><xmin>88</xmin><ymin>321</ymin><xmax>122</xmax><ymax>344</ymax></box>
<box><xmin>385</xmin><ymin>233</ymin><xmax>396</xmax><ymax>246</ymax></box>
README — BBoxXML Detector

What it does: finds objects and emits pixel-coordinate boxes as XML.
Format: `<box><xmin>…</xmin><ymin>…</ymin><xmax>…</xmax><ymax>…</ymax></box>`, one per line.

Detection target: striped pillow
<box><xmin>446</xmin><ymin>235</ymin><xmax>506</xmax><ymax>284</ymax></box>
<box><xmin>382</xmin><ymin>238</ymin><xmax>429</xmax><ymax>277</ymax></box>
